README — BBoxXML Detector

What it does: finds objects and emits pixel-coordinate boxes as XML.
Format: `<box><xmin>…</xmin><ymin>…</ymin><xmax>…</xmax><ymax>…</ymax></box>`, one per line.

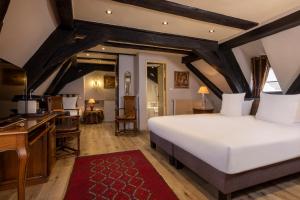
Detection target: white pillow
<box><xmin>242</xmin><ymin>100</ymin><xmax>254</xmax><ymax>116</ymax></box>
<box><xmin>62</xmin><ymin>96</ymin><xmax>78</xmax><ymax>109</ymax></box>
<box><xmin>256</xmin><ymin>93</ymin><xmax>300</xmax><ymax>125</ymax></box>
<box><xmin>220</xmin><ymin>93</ymin><xmax>245</xmax><ymax>116</ymax></box>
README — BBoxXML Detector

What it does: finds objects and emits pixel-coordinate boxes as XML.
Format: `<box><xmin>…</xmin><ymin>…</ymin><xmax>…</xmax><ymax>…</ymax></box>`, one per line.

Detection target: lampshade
<box><xmin>88</xmin><ymin>98</ymin><xmax>96</xmax><ymax>104</ymax></box>
<box><xmin>198</xmin><ymin>86</ymin><xmax>209</xmax><ymax>94</ymax></box>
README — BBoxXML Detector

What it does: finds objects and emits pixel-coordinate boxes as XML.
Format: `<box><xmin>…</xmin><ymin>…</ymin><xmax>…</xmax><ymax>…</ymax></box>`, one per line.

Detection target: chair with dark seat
<box><xmin>115</xmin><ymin>96</ymin><xmax>137</xmax><ymax>135</ymax></box>
<box><xmin>47</xmin><ymin>96</ymin><xmax>81</xmax><ymax>159</ymax></box>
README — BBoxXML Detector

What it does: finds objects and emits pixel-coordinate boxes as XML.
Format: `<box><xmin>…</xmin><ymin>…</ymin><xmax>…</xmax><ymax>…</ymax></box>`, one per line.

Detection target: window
<box><xmin>263</xmin><ymin>68</ymin><xmax>282</xmax><ymax>93</ymax></box>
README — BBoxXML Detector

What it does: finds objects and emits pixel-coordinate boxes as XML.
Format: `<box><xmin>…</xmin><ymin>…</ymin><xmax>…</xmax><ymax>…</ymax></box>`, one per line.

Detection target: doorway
<box><xmin>146</xmin><ymin>62</ymin><xmax>166</xmax><ymax>119</ymax></box>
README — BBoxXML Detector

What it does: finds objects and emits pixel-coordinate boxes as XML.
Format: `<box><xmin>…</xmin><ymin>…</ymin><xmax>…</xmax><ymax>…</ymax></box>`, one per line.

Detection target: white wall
<box><xmin>261</xmin><ymin>26</ymin><xmax>300</xmax><ymax>92</ymax></box>
<box><xmin>136</xmin><ymin>53</ymin><xmax>213</xmax><ymax>130</ymax></box>
<box><xmin>84</xmin><ymin>71</ymin><xmax>116</xmax><ymax>100</ymax></box>
<box><xmin>0</xmin><ymin>0</ymin><xmax>58</xmax><ymax>67</ymax></box>
<box><xmin>232</xmin><ymin>26</ymin><xmax>300</xmax><ymax>94</ymax></box>
<box><xmin>59</xmin><ymin>77</ymin><xmax>85</xmax><ymax>114</ymax></box>
<box><xmin>33</xmin><ymin>62</ymin><xmax>65</xmax><ymax>95</ymax></box>
<box><xmin>233</xmin><ymin>40</ymin><xmax>266</xmax><ymax>86</ymax></box>
<box><xmin>118</xmin><ymin>55</ymin><xmax>136</xmax><ymax>107</ymax></box>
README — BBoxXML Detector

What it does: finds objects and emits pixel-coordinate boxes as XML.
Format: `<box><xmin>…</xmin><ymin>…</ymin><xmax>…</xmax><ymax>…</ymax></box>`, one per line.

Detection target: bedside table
<box><xmin>193</xmin><ymin>108</ymin><xmax>214</xmax><ymax>114</ymax></box>
<box><xmin>83</xmin><ymin>110</ymin><xmax>104</xmax><ymax>124</ymax></box>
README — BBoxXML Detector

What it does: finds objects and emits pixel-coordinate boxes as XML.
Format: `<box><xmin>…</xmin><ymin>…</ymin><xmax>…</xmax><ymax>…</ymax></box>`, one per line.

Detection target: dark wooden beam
<box><xmin>75</xmin><ymin>20</ymin><xmax>218</xmax><ymax>51</ymax></box>
<box><xmin>182</xmin><ymin>53</ymin><xmax>202</xmax><ymax>64</ymax></box>
<box><xmin>104</xmin><ymin>41</ymin><xmax>190</xmax><ymax>55</ymax></box>
<box><xmin>54</xmin><ymin>0</ymin><xmax>73</xmax><ymax>30</ymax></box>
<box><xmin>217</xmin><ymin>49</ymin><xmax>252</xmax><ymax>97</ymax></box>
<box><xmin>286</xmin><ymin>74</ymin><xmax>300</xmax><ymax>94</ymax></box>
<box><xmin>192</xmin><ymin>48</ymin><xmax>251</xmax><ymax>96</ymax></box>
<box><xmin>0</xmin><ymin>0</ymin><xmax>10</xmax><ymax>32</ymax></box>
<box><xmin>50</xmin><ymin>63</ymin><xmax>115</xmax><ymax>95</ymax></box>
<box><xmin>24</xmin><ymin>20</ymin><xmax>217</xmax><ymax>91</ymax></box>
<box><xmin>113</xmin><ymin>0</ymin><xmax>257</xmax><ymax>30</ymax></box>
<box><xmin>45</xmin><ymin>58</ymin><xmax>73</xmax><ymax>95</ymax></box>
<box><xmin>221</xmin><ymin>10</ymin><xmax>300</xmax><ymax>49</ymax></box>
<box><xmin>185</xmin><ymin>63</ymin><xmax>223</xmax><ymax>99</ymax></box>
<box><xmin>83</xmin><ymin>50</ymin><xmax>135</xmax><ymax>56</ymax></box>
<box><xmin>24</xmin><ymin>27</ymin><xmax>101</xmax><ymax>91</ymax></box>
<box><xmin>77</xmin><ymin>57</ymin><xmax>116</xmax><ymax>62</ymax></box>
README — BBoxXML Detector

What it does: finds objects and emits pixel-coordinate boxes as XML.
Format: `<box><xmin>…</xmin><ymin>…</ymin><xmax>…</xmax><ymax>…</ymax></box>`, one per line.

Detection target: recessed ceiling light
<box><xmin>162</xmin><ymin>21</ymin><xmax>168</xmax><ymax>25</ymax></box>
<box><xmin>86</xmin><ymin>53</ymin><xmax>90</xmax><ymax>56</ymax></box>
<box><xmin>106</xmin><ymin>10</ymin><xmax>112</xmax><ymax>14</ymax></box>
<box><xmin>102</xmin><ymin>47</ymin><xmax>105</xmax><ymax>50</ymax></box>
<box><xmin>209</xmin><ymin>29</ymin><xmax>215</xmax><ymax>33</ymax></box>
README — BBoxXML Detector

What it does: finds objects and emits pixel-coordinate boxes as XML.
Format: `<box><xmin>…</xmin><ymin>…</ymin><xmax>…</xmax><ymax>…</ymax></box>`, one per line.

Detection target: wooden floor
<box><xmin>1</xmin><ymin>123</ymin><xmax>300</xmax><ymax>200</ymax></box>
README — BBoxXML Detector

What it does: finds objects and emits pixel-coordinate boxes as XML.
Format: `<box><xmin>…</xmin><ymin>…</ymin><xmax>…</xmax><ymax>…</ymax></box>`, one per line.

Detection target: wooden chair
<box><xmin>115</xmin><ymin>96</ymin><xmax>137</xmax><ymax>135</ymax></box>
<box><xmin>47</xmin><ymin>96</ymin><xmax>81</xmax><ymax>158</ymax></box>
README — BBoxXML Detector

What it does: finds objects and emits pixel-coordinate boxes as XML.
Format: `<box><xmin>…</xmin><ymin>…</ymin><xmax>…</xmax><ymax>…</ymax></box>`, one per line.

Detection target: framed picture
<box><xmin>104</xmin><ymin>75</ymin><xmax>115</xmax><ymax>89</ymax></box>
<box><xmin>174</xmin><ymin>71</ymin><xmax>189</xmax><ymax>88</ymax></box>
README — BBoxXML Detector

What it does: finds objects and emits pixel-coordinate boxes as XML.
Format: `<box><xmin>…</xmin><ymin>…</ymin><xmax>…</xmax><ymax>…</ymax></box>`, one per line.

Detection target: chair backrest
<box><xmin>124</xmin><ymin>96</ymin><xmax>136</xmax><ymax>118</ymax></box>
<box><xmin>47</xmin><ymin>96</ymin><xmax>63</xmax><ymax>112</ymax></box>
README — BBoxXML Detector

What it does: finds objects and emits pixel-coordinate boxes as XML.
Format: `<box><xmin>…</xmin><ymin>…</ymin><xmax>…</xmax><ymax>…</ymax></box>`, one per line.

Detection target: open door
<box><xmin>146</xmin><ymin>62</ymin><xmax>166</xmax><ymax>119</ymax></box>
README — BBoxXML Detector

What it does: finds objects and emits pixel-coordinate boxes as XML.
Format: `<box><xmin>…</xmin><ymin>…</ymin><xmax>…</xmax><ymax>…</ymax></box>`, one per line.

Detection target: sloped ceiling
<box><xmin>73</xmin><ymin>0</ymin><xmax>300</xmax><ymax>42</ymax></box>
<box><xmin>170</xmin><ymin>0</ymin><xmax>300</xmax><ymax>23</ymax></box>
<box><xmin>0</xmin><ymin>0</ymin><xmax>58</xmax><ymax>67</ymax></box>
<box><xmin>262</xmin><ymin>26</ymin><xmax>300</xmax><ymax>92</ymax></box>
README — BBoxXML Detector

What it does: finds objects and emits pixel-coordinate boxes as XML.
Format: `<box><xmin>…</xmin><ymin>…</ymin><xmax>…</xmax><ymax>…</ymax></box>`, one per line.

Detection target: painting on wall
<box><xmin>174</xmin><ymin>71</ymin><xmax>189</xmax><ymax>88</ymax></box>
<box><xmin>104</xmin><ymin>75</ymin><xmax>116</xmax><ymax>89</ymax></box>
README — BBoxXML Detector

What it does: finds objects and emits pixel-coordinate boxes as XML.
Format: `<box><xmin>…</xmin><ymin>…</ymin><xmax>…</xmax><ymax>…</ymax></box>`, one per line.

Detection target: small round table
<box><xmin>83</xmin><ymin>110</ymin><xmax>104</xmax><ymax>124</ymax></box>
<box><xmin>193</xmin><ymin>108</ymin><xmax>214</xmax><ymax>114</ymax></box>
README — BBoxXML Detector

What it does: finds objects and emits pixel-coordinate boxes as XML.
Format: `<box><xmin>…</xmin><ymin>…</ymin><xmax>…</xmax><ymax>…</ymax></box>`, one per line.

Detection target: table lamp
<box><xmin>88</xmin><ymin>98</ymin><xmax>96</xmax><ymax>111</ymax></box>
<box><xmin>198</xmin><ymin>86</ymin><xmax>209</xmax><ymax>109</ymax></box>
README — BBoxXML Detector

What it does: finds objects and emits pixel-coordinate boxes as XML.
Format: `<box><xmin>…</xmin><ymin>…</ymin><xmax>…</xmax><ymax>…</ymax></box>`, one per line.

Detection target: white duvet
<box><xmin>148</xmin><ymin>114</ymin><xmax>300</xmax><ymax>174</ymax></box>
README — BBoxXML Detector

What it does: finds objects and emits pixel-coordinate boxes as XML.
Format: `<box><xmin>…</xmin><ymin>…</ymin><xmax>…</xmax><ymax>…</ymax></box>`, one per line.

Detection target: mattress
<box><xmin>148</xmin><ymin>114</ymin><xmax>300</xmax><ymax>174</ymax></box>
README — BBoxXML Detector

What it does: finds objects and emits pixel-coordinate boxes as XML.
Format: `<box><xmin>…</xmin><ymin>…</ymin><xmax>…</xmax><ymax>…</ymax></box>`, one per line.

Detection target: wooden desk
<box><xmin>193</xmin><ymin>108</ymin><xmax>214</xmax><ymax>114</ymax></box>
<box><xmin>0</xmin><ymin>114</ymin><xmax>56</xmax><ymax>200</ymax></box>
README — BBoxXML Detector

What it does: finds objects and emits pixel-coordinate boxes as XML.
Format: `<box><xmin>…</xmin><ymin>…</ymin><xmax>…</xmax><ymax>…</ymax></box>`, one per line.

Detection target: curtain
<box><xmin>251</xmin><ymin>55</ymin><xmax>270</xmax><ymax>98</ymax></box>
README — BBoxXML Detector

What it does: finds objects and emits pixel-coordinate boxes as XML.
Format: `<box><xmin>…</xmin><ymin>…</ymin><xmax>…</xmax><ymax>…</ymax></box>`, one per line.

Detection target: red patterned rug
<box><xmin>64</xmin><ymin>150</ymin><xmax>178</xmax><ymax>200</ymax></box>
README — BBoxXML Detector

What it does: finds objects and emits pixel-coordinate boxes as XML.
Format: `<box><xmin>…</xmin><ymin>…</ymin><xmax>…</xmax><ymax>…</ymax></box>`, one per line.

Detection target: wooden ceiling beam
<box><xmin>286</xmin><ymin>74</ymin><xmax>300</xmax><ymax>94</ymax></box>
<box><xmin>24</xmin><ymin>20</ymin><xmax>218</xmax><ymax>91</ymax></box>
<box><xmin>54</xmin><ymin>0</ymin><xmax>74</xmax><ymax>30</ymax></box>
<box><xmin>50</xmin><ymin>63</ymin><xmax>115</xmax><ymax>95</ymax></box>
<box><xmin>192</xmin><ymin>48</ymin><xmax>252</xmax><ymax>96</ymax></box>
<box><xmin>185</xmin><ymin>63</ymin><xmax>223</xmax><ymax>99</ymax></box>
<box><xmin>45</xmin><ymin>58</ymin><xmax>73</xmax><ymax>95</ymax></box>
<box><xmin>74</xmin><ymin>20</ymin><xmax>218</xmax><ymax>51</ymax></box>
<box><xmin>182</xmin><ymin>53</ymin><xmax>202</xmax><ymax>64</ymax></box>
<box><xmin>221</xmin><ymin>10</ymin><xmax>300</xmax><ymax>49</ymax></box>
<box><xmin>112</xmin><ymin>0</ymin><xmax>257</xmax><ymax>30</ymax></box>
<box><xmin>0</xmin><ymin>0</ymin><xmax>10</xmax><ymax>32</ymax></box>
<box><xmin>104</xmin><ymin>41</ymin><xmax>190</xmax><ymax>55</ymax></box>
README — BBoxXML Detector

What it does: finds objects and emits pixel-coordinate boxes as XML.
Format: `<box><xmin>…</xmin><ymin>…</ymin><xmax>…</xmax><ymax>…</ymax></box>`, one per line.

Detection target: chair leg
<box><xmin>175</xmin><ymin>159</ymin><xmax>184</xmax><ymax>169</ymax></box>
<box><xmin>134</xmin><ymin>120</ymin><xmax>137</xmax><ymax>132</ymax></box>
<box><xmin>77</xmin><ymin>133</ymin><xmax>80</xmax><ymax>156</ymax></box>
<box><xmin>150</xmin><ymin>141</ymin><xmax>156</xmax><ymax>149</ymax></box>
<box><xmin>115</xmin><ymin>120</ymin><xmax>119</xmax><ymax>136</ymax></box>
<box><xmin>218</xmin><ymin>191</ymin><xmax>231</xmax><ymax>200</ymax></box>
<box><xmin>124</xmin><ymin>121</ymin><xmax>126</xmax><ymax>133</ymax></box>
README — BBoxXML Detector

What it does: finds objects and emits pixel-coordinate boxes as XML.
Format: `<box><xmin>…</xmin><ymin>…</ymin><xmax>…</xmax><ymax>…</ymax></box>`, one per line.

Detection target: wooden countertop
<box><xmin>0</xmin><ymin>114</ymin><xmax>56</xmax><ymax>136</ymax></box>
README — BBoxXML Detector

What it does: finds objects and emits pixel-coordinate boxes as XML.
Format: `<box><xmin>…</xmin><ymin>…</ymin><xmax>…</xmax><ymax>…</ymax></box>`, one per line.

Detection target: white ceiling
<box><xmin>73</xmin><ymin>0</ymin><xmax>300</xmax><ymax>42</ymax></box>
<box><xmin>169</xmin><ymin>0</ymin><xmax>300</xmax><ymax>23</ymax></box>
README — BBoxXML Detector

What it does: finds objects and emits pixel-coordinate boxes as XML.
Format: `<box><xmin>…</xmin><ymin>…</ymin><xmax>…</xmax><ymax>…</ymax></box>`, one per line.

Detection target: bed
<box><xmin>148</xmin><ymin>114</ymin><xmax>300</xmax><ymax>200</ymax></box>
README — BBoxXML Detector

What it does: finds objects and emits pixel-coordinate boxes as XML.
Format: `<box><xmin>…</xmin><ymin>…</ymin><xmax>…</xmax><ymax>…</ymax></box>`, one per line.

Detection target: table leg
<box><xmin>17</xmin><ymin>147</ymin><xmax>28</xmax><ymax>200</ymax></box>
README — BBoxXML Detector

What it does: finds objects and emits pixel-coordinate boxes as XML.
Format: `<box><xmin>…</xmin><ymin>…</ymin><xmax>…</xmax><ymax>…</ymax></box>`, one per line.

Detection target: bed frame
<box><xmin>150</xmin><ymin>131</ymin><xmax>300</xmax><ymax>200</ymax></box>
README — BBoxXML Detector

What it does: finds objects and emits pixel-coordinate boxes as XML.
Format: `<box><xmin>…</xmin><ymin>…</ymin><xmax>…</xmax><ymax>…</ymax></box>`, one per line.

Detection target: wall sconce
<box><xmin>92</xmin><ymin>79</ymin><xmax>102</xmax><ymax>88</ymax></box>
